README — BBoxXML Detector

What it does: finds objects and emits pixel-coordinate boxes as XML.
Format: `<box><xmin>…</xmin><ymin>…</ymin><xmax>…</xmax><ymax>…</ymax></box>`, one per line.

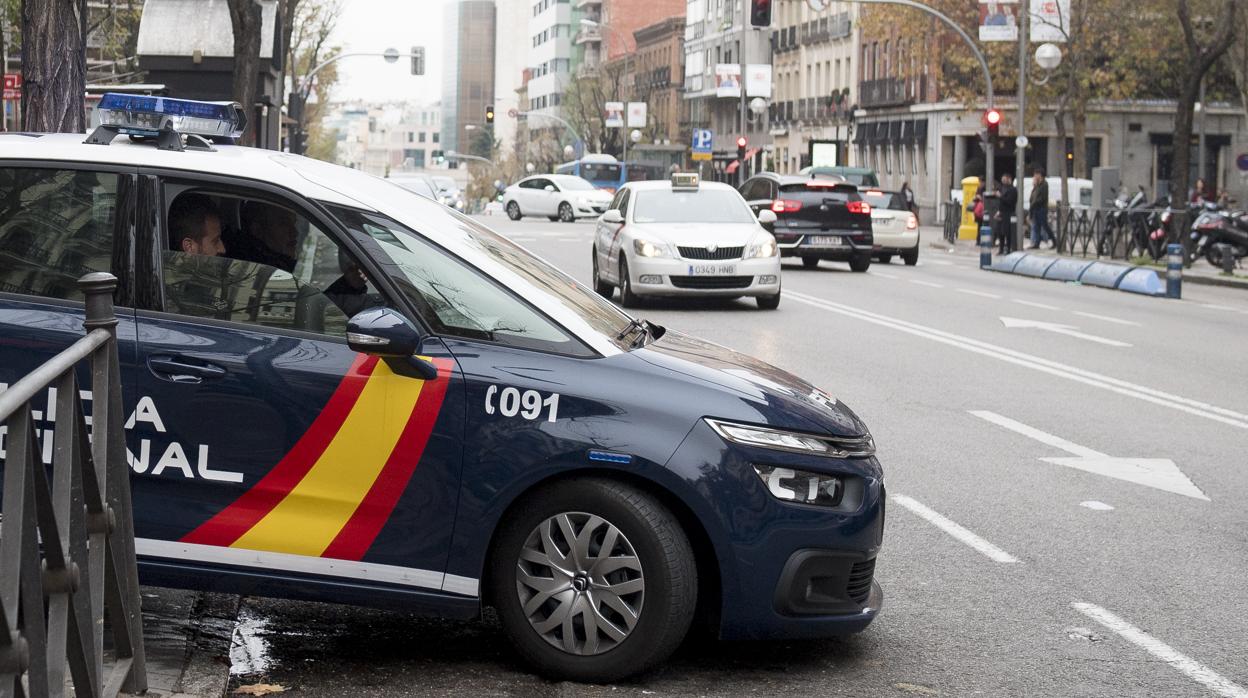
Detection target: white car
<box><xmin>861</xmin><ymin>189</ymin><xmax>920</xmax><ymax>265</ymax></box>
<box><xmin>592</xmin><ymin>175</ymin><xmax>783</xmax><ymax>309</ymax></box>
<box><xmin>503</xmin><ymin>174</ymin><xmax>614</xmax><ymax>223</ymax></box>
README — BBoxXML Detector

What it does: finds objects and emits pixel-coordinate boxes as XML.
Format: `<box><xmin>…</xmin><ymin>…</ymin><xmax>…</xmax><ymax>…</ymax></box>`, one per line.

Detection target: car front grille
<box><xmin>678</xmin><ymin>245</ymin><xmax>745</xmax><ymax>260</ymax></box>
<box><xmin>669</xmin><ymin>275</ymin><xmax>754</xmax><ymax>290</ymax></box>
<box><xmin>847</xmin><ymin>558</ymin><xmax>875</xmax><ymax>604</ymax></box>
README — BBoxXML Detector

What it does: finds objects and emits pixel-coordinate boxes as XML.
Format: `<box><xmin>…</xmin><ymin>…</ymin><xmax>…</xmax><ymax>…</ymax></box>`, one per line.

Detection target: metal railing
<box><xmin>1047</xmin><ymin>205</ymin><xmax>1194</xmax><ymax>264</ymax></box>
<box><xmin>0</xmin><ymin>273</ymin><xmax>147</xmax><ymax>697</ymax></box>
<box><xmin>943</xmin><ymin>201</ymin><xmax>962</xmax><ymax>243</ymax></box>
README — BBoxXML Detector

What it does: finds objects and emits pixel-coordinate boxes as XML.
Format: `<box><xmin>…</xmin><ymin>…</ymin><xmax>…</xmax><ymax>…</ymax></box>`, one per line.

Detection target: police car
<box><xmin>0</xmin><ymin>95</ymin><xmax>884</xmax><ymax>682</ymax></box>
<box><xmin>592</xmin><ymin>175</ymin><xmax>783</xmax><ymax>309</ymax></box>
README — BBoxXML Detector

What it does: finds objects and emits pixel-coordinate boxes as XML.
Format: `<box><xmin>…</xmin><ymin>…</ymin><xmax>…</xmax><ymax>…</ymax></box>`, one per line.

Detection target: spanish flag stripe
<box><xmin>181</xmin><ymin>354</ymin><xmax>379</xmax><ymax>547</ymax></box>
<box><xmin>231</xmin><ymin>360</ymin><xmax>425</xmax><ymax>556</ymax></box>
<box><xmin>321</xmin><ymin>358</ymin><xmax>454</xmax><ymax>560</ymax></box>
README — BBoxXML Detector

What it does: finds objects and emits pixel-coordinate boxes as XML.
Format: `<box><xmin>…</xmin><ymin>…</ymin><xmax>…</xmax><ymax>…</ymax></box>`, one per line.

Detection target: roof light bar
<box><xmin>93</xmin><ymin>92</ymin><xmax>246</xmax><ymax>140</ymax></box>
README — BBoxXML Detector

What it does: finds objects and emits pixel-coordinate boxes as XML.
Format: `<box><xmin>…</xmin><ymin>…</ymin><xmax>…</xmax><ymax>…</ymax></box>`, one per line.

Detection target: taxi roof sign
<box><xmin>87</xmin><ymin>92</ymin><xmax>247</xmax><ymax>150</ymax></box>
<box><xmin>670</xmin><ymin>172</ymin><xmax>699</xmax><ymax>190</ymax></box>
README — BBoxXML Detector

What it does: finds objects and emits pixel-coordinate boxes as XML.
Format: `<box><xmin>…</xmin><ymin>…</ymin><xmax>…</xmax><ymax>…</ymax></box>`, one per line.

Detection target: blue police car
<box><xmin>0</xmin><ymin>95</ymin><xmax>884</xmax><ymax>682</ymax></box>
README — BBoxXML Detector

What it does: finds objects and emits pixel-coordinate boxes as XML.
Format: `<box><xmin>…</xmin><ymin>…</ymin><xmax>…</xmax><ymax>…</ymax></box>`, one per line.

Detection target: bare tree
<box><xmin>286</xmin><ymin>0</ymin><xmax>341</xmax><ymax>156</ymax></box>
<box><xmin>1172</xmin><ymin>0</ymin><xmax>1237</xmax><ymax>205</ymax></box>
<box><xmin>227</xmin><ymin>0</ymin><xmax>263</xmax><ymax>145</ymax></box>
<box><xmin>20</xmin><ymin>0</ymin><xmax>87</xmax><ymax>132</ymax></box>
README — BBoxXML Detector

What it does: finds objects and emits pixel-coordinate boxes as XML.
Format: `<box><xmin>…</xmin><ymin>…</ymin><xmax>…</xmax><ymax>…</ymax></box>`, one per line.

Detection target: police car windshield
<box><xmin>633</xmin><ymin>189</ymin><xmax>755</xmax><ymax>224</ymax></box>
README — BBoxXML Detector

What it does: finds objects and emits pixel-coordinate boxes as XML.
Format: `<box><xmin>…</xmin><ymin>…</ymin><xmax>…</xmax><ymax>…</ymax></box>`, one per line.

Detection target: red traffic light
<box><xmin>984</xmin><ymin>109</ymin><xmax>1002</xmax><ymax>126</ymax></box>
<box><xmin>736</xmin><ymin>136</ymin><xmax>748</xmax><ymax>148</ymax></box>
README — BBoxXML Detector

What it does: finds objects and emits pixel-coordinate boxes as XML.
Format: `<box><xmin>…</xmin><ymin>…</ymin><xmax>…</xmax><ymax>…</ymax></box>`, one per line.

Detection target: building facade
<box><xmin>602</xmin><ymin>16</ymin><xmax>688</xmax><ymax>170</ymax></box>
<box><xmin>769</xmin><ymin>0</ymin><xmax>861</xmax><ymax>174</ymax></box>
<box><xmin>442</xmin><ymin>0</ymin><xmax>497</xmax><ymax>158</ymax></box>
<box><xmin>527</xmin><ymin>0</ymin><xmax>577</xmax><ymax>116</ymax></box>
<box><xmin>494</xmin><ymin>0</ymin><xmax>531</xmax><ymax>155</ymax></box>
<box><xmin>682</xmin><ymin>0</ymin><xmax>772</xmax><ymax>181</ymax></box>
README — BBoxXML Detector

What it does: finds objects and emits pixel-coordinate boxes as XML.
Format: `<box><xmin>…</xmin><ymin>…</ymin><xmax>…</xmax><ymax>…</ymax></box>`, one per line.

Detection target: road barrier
<box><xmin>1048</xmin><ymin>205</ymin><xmax>1194</xmax><ymax>264</ymax></box>
<box><xmin>0</xmin><ymin>273</ymin><xmax>147</xmax><ymax>697</ymax></box>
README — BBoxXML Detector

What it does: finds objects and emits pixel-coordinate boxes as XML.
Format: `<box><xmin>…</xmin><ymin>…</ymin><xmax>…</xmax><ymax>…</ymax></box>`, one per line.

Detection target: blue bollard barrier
<box><xmin>1166</xmin><ymin>243</ymin><xmax>1182</xmax><ymax>299</ymax></box>
<box><xmin>980</xmin><ymin>224</ymin><xmax>993</xmax><ymax>269</ymax></box>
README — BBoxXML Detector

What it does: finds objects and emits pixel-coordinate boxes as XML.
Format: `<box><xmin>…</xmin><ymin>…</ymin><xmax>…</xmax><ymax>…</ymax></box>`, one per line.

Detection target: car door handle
<box><xmin>147</xmin><ymin>355</ymin><xmax>227</xmax><ymax>383</ymax></box>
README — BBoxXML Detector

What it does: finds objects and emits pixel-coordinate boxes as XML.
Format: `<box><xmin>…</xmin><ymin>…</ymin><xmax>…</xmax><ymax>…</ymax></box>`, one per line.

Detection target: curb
<box><xmin>119</xmin><ymin>589</ymin><xmax>241</xmax><ymax>698</ymax></box>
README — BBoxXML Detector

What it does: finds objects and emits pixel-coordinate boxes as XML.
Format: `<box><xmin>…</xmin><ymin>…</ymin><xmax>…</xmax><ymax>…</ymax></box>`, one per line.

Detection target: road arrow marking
<box><xmin>970</xmin><ymin>410</ymin><xmax>1209</xmax><ymax>501</ymax></box>
<box><xmin>999</xmin><ymin>316</ymin><xmax>1132</xmax><ymax>347</ymax></box>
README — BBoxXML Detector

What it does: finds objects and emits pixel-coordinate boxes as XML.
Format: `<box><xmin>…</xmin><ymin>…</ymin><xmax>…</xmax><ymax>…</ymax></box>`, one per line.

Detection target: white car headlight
<box><xmin>633</xmin><ymin>238</ymin><xmax>672</xmax><ymax>258</ymax></box>
<box><xmin>744</xmin><ymin>234</ymin><xmax>778</xmax><ymax>259</ymax></box>
<box><xmin>706</xmin><ymin>418</ymin><xmax>875</xmax><ymax>458</ymax></box>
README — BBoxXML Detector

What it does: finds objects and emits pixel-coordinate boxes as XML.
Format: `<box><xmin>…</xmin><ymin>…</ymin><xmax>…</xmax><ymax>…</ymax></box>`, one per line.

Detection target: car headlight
<box><xmin>633</xmin><ymin>238</ymin><xmax>671</xmax><ymax>258</ymax></box>
<box><xmin>706</xmin><ymin>418</ymin><xmax>874</xmax><ymax>458</ymax></box>
<box><xmin>753</xmin><ymin>464</ymin><xmax>844</xmax><ymax>507</ymax></box>
<box><xmin>744</xmin><ymin>234</ymin><xmax>778</xmax><ymax>259</ymax></box>
<box><xmin>455</xmin><ymin>200</ymin><xmax>465</xmax><ymax>210</ymax></box>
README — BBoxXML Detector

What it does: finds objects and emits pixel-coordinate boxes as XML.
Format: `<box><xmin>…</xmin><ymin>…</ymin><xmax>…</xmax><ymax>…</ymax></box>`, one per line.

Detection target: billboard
<box><xmin>627</xmin><ymin>102</ymin><xmax>647</xmax><ymax>128</ymax></box>
<box><xmin>604</xmin><ymin>101</ymin><xmax>624</xmax><ymax>128</ymax></box>
<box><xmin>978</xmin><ymin>0</ymin><xmax>1019</xmax><ymax>42</ymax></box>
<box><xmin>745</xmin><ymin>64</ymin><xmax>773</xmax><ymax>98</ymax></box>
<box><xmin>715</xmin><ymin>64</ymin><xmax>741</xmax><ymax>98</ymax></box>
<box><xmin>1030</xmin><ymin>0</ymin><xmax>1070</xmax><ymax>42</ymax></box>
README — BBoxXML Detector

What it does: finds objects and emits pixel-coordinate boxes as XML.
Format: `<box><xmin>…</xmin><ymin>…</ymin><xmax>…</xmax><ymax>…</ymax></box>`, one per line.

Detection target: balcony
<box><xmin>859</xmin><ymin>78</ymin><xmax>911</xmax><ymax>109</ymax></box>
<box><xmin>574</xmin><ymin>26</ymin><xmax>602</xmax><ymax>45</ymax></box>
<box><xmin>573</xmin><ymin>0</ymin><xmax>601</xmax><ymax>8</ymax></box>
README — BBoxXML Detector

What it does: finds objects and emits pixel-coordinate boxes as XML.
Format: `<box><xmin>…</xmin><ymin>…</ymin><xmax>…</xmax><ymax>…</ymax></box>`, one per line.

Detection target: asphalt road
<box><xmin>225</xmin><ymin>216</ymin><xmax>1248</xmax><ymax>697</ymax></box>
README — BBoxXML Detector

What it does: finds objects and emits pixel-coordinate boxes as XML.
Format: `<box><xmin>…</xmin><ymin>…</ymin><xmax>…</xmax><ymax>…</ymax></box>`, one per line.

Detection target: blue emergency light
<box><xmin>92</xmin><ymin>92</ymin><xmax>246</xmax><ymax>143</ymax></box>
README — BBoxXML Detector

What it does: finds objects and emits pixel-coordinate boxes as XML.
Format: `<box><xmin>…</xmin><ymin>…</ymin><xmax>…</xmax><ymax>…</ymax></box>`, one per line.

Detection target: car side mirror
<box><xmin>544</xmin><ymin>185</ymin><xmax>556</xmax><ymax>192</ymax></box>
<box><xmin>347</xmin><ymin>307</ymin><xmax>438</xmax><ymax>379</ymax></box>
<box><xmin>757</xmin><ymin>209</ymin><xmax>778</xmax><ymax>225</ymax></box>
<box><xmin>601</xmin><ymin>209</ymin><xmax>624</xmax><ymax>224</ymax></box>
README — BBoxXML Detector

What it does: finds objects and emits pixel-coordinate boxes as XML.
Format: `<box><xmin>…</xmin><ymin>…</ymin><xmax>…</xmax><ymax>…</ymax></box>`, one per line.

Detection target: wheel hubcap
<box><xmin>515</xmin><ymin>512</ymin><xmax>645</xmax><ymax>656</ymax></box>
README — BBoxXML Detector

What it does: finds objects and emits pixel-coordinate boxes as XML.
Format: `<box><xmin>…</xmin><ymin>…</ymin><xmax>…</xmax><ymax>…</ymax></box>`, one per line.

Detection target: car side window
<box><xmin>159</xmin><ymin>190</ymin><xmax>386</xmax><ymax>337</ymax></box>
<box><xmin>518</xmin><ymin>179</ymin><xmax>535</xmax><ymax>190</ymax></box>
<box><xmin>617</xmin><ymin>189</ymin><xmax>631</xmax><ymax>216</ymax></box>
<box><xmin>0</xmin><ymin>168</ymin><xmax>125</xmax><ymax>302</ymax></box>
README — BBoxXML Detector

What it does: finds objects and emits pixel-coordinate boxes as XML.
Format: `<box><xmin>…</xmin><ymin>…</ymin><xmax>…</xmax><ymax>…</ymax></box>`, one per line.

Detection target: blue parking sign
<box><xmin>692</xmin><ymin>129</ymin><xmax>713</xmax><ymax>161</ymax></box>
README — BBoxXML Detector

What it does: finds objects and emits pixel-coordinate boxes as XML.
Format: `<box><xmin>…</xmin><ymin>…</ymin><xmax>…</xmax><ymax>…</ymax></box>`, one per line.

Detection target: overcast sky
<box><xmin>330</xmin><ymin>0</ymin><xmax>446</xmax><ymax>103</ymax></box>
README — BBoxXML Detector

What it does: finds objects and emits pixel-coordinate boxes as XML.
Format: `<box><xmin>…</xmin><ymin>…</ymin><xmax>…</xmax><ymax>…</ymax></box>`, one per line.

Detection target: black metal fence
<box><xmin>0</xmin><ymin>273</ymin><xmax>147</xmax><ymax>697</ymax></box>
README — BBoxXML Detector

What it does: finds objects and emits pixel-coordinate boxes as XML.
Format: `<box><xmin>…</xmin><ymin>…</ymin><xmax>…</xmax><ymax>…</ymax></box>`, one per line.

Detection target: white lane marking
<box><xmin>1201</xmin><ymin>303</ymin><xmax>1238</xmax><ymax>311</ymax></box>
<box><xmin>999</xmin><ymin>316</ymin><xmax>1132</xmax><ymax>347</ymax></box>
<box><xmin>785</xmin><ymin>290</ymin><xmax>1248</xmax><ymax>430</ymax></box>
<box><xmin>909</xmin><ymin>279</ymin><xmax>945</xmax><ymax>288</ymax></box>
<box><xmin>957</xmin><ymin>288</ymin><xmax>1003</xmax><ymax>299</ymax></box>
<box><xmin>889</xmin><ymin>494</ymin><xmax>1020</xmax><ymax>564</ymax></box>
<box><xmin>969</xmin><ymin>410</ymin><xmax>1104</xmax><ymax>458</ymax></box>
<box><xmin>1072</xmin><ymin>603</ymin><xmax>1248</xmax><ymax>698</ymax></box>
<box><xmin>1080</xmin><ymin>501</ymin><xmax>1114</xmax><ymax>510</ymax></box>
<box><xmin>872</xmin><ymin>271</ymin><xmax>899</xmax><ymax>279</ymax></box>
<box><xmin>557</xmin><ymin>238</ymin><xmax>582</xmax><ymax>243</ymax></box>
<box><xmin>969</xmin><ymin>410</ymin><xmax>1209</xmax><ymax>500</ymax></box>
<box><xmin>1013</xmin><ymin>299</ymin><xmax>1061</xmax><ymax>311</ymax></box>
<box><xmin>1073</xmin><ymin>311</ymin><xmax>1141</xmax><ymax>327</ymax></box>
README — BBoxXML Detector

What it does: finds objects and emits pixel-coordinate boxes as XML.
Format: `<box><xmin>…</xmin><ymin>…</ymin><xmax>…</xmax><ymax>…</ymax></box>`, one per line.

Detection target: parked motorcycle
<box><xmin>1196</xmin><ymin>209</ymin><xmax>1248</xmax><ymax>270</ymax></box>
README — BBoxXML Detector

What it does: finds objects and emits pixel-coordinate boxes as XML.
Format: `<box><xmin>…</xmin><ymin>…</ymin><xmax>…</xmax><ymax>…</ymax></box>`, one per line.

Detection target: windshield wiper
<box><xmin>616</xmin><ymin>318</ymin><xmax>650</xmax><ymax>347</ymax></box>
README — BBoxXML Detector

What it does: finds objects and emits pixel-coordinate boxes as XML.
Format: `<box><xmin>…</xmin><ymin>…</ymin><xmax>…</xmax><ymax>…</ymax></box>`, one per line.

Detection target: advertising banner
<box><xmin>715</xmin><ymin>64</ymin><xmax>741</xmax><ymax>98</ymax></box>
<box><xmin>745</xmin><ymin>64</ymin><xmax>773</xmax><ymax>98</ymax></box>
<box><xmin>978</xmin><ymin>0</ymin><xmax>1019</xmax><ymax>42</ymax></box>
<box><xmin>604</xmin><ymin>101</ymin><xmax>624</xmax><ymax>128</ymax></box>
<box><xmin>627</xmin><ymin>102</ymin><xmax>647</xmax><ymax>128</ymax></box>
<box><xmin>1030</xmin><ymin>0</ymin><xmax>1070</xmax><ymax>42</ymax></box>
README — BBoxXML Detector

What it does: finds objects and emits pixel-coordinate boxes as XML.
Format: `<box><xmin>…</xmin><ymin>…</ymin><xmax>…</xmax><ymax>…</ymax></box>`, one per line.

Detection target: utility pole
<box><xmin>738</xmin><ymin>0</ymin><xmax>748</xmax><ymax>186</ymax></box>
<box><xmin>1197</xmin><ymin>78</ymin><xmax>1206</xmax><ymax>191</ymax></box>
<box><xmin>1015</xmin><ymin>1</ymin><xmax>1029</xmax><ymax>251</ymax></box>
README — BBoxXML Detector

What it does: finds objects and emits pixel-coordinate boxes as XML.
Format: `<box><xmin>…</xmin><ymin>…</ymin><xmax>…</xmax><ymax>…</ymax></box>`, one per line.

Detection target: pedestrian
<box><xmin>901</xmin><ymin>181</ymin><xmax>919</xmax><ymax>222</ymax></box>
<box><xmin>968</xmin><ymin>182</ymin><xmax>985</xmax><ymax>244</ymax></box>
<box><xmin>996</xmin><ymin>173</ymin><xmax>1017</xmax><ymax>254</ymax></box>
<box><xmin>1029</xmin><ymin>168</ymin><xmax>1055</xmax><ymax>249</ymax></box>
<box><xmin>1190</xmin><ymin>178</ymin><xmax>1209</xmax><ymax>205</ymax></box>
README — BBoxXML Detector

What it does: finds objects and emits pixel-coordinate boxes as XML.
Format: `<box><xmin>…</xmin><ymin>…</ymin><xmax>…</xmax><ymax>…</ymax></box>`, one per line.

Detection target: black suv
<box><xmin>740</xmin><ymin>173</ymin><xmax>874</xmax><ymax>272</ymax></box>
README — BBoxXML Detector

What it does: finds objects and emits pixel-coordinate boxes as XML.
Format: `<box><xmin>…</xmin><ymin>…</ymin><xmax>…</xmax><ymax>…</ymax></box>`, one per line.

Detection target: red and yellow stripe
<box><xmin>182</xmin><ymin>354</ymin><xmax>453</xmax><ymax>561</ymax></box>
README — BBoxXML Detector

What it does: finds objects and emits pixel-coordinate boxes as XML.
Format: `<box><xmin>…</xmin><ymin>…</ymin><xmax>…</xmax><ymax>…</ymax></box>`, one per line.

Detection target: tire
<box><xmin>756</xmin><ymin>290</ymin><xmax>781</xmax><ymax>310</ymax></box>
<box><xmin>618</xmin><ymin>258</ymin><xmax>640</xmax><ymax>308</ymax></box>
<box><xmin>1205</xmin><ymin>243</ymin><xmax>1225</xmax><ymax>268</ymax></box>
<box><xmin>489</xmin><ymin>478</ymin><xmax>697</xmax><ymax>683</ymax></box>
<box><xmin>849</xmin><ymin>255</ymin><xmax>872</xmax><ymax>272</ymax></box>
<box><xmin>877</xmin><ymin>254</ymin><xmax>893</xmax><ymax>265</ymax></box>
<box><xmin>901</xmin><ymin>243</ymin><xmax>919</xmax><ymax>266</ymax></box>
<box><xmin>559</xmin><ymin>202</ymin><xmax>576</xmax><ymax>223</ymax></box>
<box><xmin>801</xmin><ymin>256</ymin><xmax>820</xmax><ymax>269</ymax></box>
<box><xmin>592</xmin><ymin>249</ymin><xmax>614</xmax><ymax>299</ymax></box>
<box><xmin>506</xmin><ymin>201</ymin><xmax>522</xmax><ymax>221</ymax></box>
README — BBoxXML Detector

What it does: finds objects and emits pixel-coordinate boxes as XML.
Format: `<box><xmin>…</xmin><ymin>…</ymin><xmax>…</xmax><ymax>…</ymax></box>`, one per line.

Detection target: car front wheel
<box><xmin>489</xmin><ymin>478</ymin><xmax>697</xmax><ymax>683</ymax></box>
<box><xmin>618</xmin><ymin>258</ymin><xmax>640</xmax><ymax>308</ymax></box>
<box><xmin>592</xmin><ymin>249</ymin><xmax>614</xmax><ymax>298</ymax></box>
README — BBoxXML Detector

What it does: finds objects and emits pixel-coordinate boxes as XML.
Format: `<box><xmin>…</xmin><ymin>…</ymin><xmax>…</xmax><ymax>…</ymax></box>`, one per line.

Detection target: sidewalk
<box><xmin>924</xmin><ymin>227</ymin><xmax>1248</xmax><ymax>291</ymax></box>
<box><xmin>109</xmin><ymin>588</ymin><xmax>241</xmax><ymax>698</ymax></box>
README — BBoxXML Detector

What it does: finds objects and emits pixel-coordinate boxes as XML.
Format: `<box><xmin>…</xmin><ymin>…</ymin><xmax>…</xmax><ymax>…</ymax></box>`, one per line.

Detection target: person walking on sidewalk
<box><xmin>1029</xmin><ymin>169</ymin><xmax>1055</xmax><ymax>249</ymax></box>
<box><xmin>996</xmin><ymin>173</ymin><xmax>1017</xmax><ymax>254</ymax></box>
<box><xmin>901</xmin><ymin>181</ymin><xmax>919</xmax><ymax>224</ymax></box>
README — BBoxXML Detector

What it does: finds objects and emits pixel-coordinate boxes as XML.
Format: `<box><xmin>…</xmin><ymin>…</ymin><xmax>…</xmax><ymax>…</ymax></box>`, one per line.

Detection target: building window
<box><xmin>433</xmin><ymin>132</ymin><xmax>439</xmax><ymax>143</ymax></box>
<box><xmin>419</xmin><ymin>132</ymin><xmax>426</xmax><ymax>143</ymax></box>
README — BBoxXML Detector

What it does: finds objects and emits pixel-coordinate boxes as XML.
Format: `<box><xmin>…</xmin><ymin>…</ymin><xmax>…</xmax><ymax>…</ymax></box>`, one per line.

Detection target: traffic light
<box><xmin>749</xmin><ymin>0</ymin><xmax>772</xmax><ymax>28</ymax></box>
<box><xmin>411</xmin><ymin>46</ymin><xmax>425</xmax><ymax>75</ymax></box>
<box><xmin>485</xmin><ymin>105</ymin><xmax>495</xmax><ymax>125</ymax></box>
<box><xmin>984</xmin><ymin>108</ymin><xmax>1002</xmax><ymax>139</ymax></box>
<box><xmin>737</xmin><ymin>135</ymin><xmax>748</xmax><ymax>161</ymax></box>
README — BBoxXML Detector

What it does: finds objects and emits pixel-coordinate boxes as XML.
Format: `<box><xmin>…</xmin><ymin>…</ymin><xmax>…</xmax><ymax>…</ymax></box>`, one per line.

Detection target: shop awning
<box><xmin>725</xmin><ymin>160</ymin><xmax>740</xmax><ymax>174</ymax></box>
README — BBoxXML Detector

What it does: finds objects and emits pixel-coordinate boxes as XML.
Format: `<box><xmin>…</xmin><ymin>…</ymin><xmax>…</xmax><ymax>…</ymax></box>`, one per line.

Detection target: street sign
<box><xmin>507</xmin><ymin>108</ymin><xmax>518</xmax><ymax>119</ymax></box>
<box><xmin>691</xmin><ymin>129</ymin><xmax>713</xmax><ymax>161</ymax></box>
<box><xmin>1015</xmin><ymin>135</ymin><xmax>1029</xmax><ymax>149</ymax></box>
<box><xmin>3</xmin><ymin>74</ymin><xmax>20</xmax><ymax>100</ymax></box>
<box><xmin>1237</xmin><ymin>153</ymin><xmax>1248</xmax><ymax>172</ymax></box>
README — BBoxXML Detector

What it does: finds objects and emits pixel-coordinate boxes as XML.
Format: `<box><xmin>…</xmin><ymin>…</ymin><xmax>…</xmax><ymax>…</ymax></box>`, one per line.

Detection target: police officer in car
<box><xmin>168</xmin><ymin>194</ymin><xmax>226</xmax><ymax>257</ymax></box>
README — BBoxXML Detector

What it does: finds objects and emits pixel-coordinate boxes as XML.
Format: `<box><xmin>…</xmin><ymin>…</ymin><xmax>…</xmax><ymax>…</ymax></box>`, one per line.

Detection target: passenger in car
<box><xmin>168</xmin><ymin>194</ymin><xmax>226</xmax><ymax>257</ymax></box>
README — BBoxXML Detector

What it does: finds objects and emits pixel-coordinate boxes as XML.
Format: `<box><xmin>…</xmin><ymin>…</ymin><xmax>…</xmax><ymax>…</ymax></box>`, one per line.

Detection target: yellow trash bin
<box><xmin>958</xmin><ymin>176</ymin><xmax>980</xmax><ymax>241</ymax></box>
